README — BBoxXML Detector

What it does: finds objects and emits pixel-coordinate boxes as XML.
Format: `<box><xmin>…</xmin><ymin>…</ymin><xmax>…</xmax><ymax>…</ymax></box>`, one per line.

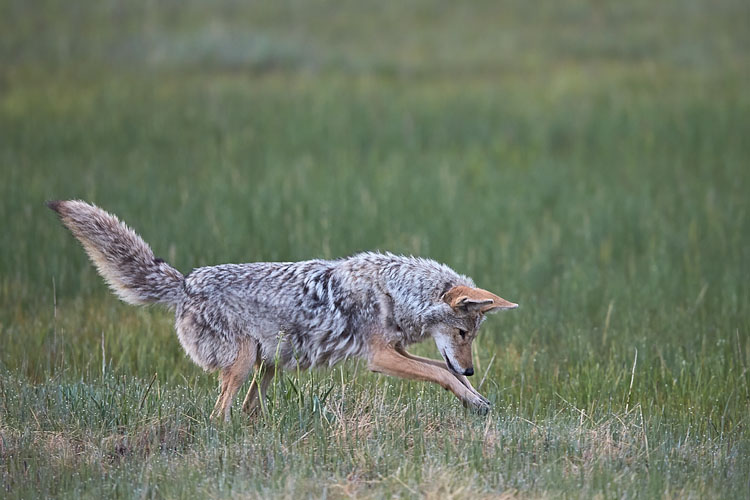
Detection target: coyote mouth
<box><xmin>440</xmin><ymin>349</ymin><xmax>460</xmax><ymax>375</ymax></box>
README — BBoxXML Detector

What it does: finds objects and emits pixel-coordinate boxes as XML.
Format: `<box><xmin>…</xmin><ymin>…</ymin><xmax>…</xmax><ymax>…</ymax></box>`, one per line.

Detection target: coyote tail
<box><xmin>47</xmin><ymin>200</ymin><xmax>185</xmax><ymax>307</ymax></box>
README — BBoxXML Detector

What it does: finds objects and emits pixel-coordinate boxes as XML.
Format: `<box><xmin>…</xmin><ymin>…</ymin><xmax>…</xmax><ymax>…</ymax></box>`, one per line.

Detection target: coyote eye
<box><xmin>458</xmin><ymin>329</ymin><xmax>467</xmax><ymax>339</ymax></box>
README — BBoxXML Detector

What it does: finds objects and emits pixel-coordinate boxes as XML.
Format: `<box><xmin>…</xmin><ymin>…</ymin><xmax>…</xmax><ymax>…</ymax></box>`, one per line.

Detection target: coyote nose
<box><xmin>463</xmin><ymin>368</ymin><xmax>474</xmax><ymax>376</ymax></box>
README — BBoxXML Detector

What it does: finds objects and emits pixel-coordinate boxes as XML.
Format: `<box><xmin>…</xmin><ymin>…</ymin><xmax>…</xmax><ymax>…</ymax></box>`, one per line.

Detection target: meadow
<box><xmin>1</xmin><ymin>1</ymin><xmax>749</xmax><ymax>498</ymax></box>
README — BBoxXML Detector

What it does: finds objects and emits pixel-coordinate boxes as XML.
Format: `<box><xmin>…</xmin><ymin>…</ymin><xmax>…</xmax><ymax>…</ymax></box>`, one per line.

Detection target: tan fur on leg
<box><xmin>393</xmin><ymin>344</ymin><xmax>485</xmax><ymax>401</ymax></box>
<box><xmin>209</xmin><ymin>373</ymin><xmax>229</xmax><ymax>420</ymax></box>
<box><xmin>210</xmin><ymin>338</ymin><xmax>257</xmax><ymax>422</ymax></box>
<box><xmin>368</xmin><ymin>336</ymin><xmax>490</xmax><ymax>413</ymax></box>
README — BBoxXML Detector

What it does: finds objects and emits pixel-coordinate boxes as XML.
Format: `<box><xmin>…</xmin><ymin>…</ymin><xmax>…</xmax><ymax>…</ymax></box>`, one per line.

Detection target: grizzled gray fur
<box><xmin>48</xmin><ymin>200</ymin><xmax>477</xmax><ymax>372</ymax></box>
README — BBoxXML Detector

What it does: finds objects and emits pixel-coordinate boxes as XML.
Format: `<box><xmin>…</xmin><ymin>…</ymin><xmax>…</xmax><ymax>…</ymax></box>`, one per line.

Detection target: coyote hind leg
<box><xmin>210</xmin><ymin>373</ymin><xmax>230</xmax><ymax>419</ymax></box>
<box><xmin>209</xmin><ymin>337</ymin><xmax>257</xmax><ymax>422</ymax></box>
<box><xmin>242</xmin><ymin>362</ymin><xmax>277</xmax><ymax>417</ymax></box>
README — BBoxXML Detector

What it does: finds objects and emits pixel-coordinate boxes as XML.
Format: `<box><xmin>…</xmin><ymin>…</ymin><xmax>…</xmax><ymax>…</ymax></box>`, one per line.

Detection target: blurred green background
<box><xmin>1</xmin><ymin>1</ymin><xmax>749</xmax><ymax>498</ymax></box>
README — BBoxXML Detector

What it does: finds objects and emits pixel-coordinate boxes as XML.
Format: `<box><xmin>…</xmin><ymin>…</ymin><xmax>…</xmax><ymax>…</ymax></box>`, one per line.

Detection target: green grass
<box><xmin>1</xmin><ymin>0</ymin><xmax>749</xmax><ymax>498</ymax></box>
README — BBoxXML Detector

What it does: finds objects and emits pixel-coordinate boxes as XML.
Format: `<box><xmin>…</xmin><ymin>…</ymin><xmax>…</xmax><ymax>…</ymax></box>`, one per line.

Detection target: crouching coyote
<box><xmin>48</xmin><ymin>200</ymin><xmax>518</xmax><ymax>420</ymax></box>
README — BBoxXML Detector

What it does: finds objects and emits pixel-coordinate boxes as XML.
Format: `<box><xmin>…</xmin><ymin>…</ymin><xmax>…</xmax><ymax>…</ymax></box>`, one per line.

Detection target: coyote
<box><xmin>48</xmin><ymin>200</ymin><xmax>518</xmax><ymax>420</ymax></box>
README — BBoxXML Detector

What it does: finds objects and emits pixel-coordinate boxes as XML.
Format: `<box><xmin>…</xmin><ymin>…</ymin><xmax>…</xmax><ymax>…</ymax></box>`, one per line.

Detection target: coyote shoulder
<box><xmin>48</xmin><ymin>200</ymin><xmax>518</xmax><ymax>420</ymax></box>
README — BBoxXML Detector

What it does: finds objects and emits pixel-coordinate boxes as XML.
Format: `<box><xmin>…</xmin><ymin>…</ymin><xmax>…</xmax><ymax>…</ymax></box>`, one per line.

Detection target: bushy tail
<box><xmin>47</xmin><ymin>200</ymin><xmax>185</xmax><ymax>307</ymax></box>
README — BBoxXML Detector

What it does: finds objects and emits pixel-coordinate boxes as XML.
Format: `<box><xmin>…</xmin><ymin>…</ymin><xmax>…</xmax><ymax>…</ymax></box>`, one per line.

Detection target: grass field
<box><xmin>1</xmin><ymin>1</ymin><xmax>749</xmax><ymax>498</ymax></box>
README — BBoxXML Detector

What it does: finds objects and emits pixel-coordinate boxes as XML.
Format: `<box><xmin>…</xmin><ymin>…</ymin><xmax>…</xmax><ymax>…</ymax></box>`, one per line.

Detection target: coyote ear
<box><xmin>459</xmin><ymin>297</ymin><xmax>494</xmax><ymax>313</ymax></box>
<box><xmin>442</xmin><ymin>285</ymin><xmax>518</xmax><ymax>314</ymax></box>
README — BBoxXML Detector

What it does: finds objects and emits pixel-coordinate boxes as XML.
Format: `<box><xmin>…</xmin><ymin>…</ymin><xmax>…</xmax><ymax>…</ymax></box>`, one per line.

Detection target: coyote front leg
<box><xmin>393</xmin><ymin>344</ymin><xmax>489</xmax><ymax>408</ymax></box>
<box><xmin>368</xmin><ymin>336</ymin><xmax>490</xmax><ymax>413</ymax></box>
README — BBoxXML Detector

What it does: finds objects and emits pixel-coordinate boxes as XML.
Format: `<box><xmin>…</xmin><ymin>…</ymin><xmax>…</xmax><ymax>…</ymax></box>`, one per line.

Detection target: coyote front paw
<box><xmin>463</xmin><ymin>391</ymin><xmax>491</xmax><ymax>415</ymax></box>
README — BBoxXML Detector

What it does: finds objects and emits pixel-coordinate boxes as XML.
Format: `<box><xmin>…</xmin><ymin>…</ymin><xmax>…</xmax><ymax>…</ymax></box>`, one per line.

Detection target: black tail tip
<box><xmin>46</xmin><ymin>200</ymin><xmax>64</xmax><ymax>213</ymax></box>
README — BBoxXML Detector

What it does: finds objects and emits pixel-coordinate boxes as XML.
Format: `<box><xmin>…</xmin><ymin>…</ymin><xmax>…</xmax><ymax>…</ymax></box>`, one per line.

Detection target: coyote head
<box><xmin>430</xmin><ymin>286</ymin><xmax>517</xmax><ymax>376</ymax></box>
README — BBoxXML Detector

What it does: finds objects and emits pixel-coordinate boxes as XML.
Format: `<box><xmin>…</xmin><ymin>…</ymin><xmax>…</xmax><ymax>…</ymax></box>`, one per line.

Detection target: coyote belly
<box><xmin>49</xmin><ymin>200</ymin><xmax>518</xmax><ymax>421</ymax></box>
